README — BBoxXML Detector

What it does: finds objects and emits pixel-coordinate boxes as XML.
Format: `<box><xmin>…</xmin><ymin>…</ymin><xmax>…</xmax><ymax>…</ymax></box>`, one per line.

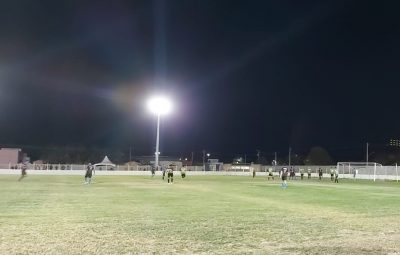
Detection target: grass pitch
<box><xmin>0</xmin><ymin>174</ymin><xmax>399</xmax><ymax>255</ymax></box>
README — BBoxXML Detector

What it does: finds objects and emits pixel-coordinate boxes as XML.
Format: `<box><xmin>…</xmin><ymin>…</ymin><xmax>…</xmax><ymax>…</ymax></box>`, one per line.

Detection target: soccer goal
<box><xmin>336</xmin><ymin>162</ymin><xmax>383</xmax><ymax>181</ymax></box>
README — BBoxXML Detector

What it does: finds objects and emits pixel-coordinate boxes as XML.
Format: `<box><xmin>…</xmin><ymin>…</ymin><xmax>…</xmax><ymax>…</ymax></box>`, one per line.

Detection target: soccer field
<box><xmin>0</xmin><ymin>175</ymin><xmax>399</xmax><ymax>255</ymax></box>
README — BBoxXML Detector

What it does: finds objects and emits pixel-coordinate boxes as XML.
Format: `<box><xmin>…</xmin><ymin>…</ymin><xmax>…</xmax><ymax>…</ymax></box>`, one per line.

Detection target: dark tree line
<box><xmin>24</xmin><ymin>145</ymin><xmax>128</xmax><ymax>164</ymax></box>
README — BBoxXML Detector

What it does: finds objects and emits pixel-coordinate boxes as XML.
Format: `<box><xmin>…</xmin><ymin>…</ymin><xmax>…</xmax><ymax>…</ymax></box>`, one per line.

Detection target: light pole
<box><xmin>147</xmin><ymin>96</ymin><xmax>172</xmax><ymax>170</ymax></box>
<box><xmin>203</xmin><ymin>151</ymin><xmax>210</xmax><ymax>171</ymax></box>
<box><xmin>366</xmin><ymin>142</ymin><xmax>369</xmax><ymax>167</ymax></box>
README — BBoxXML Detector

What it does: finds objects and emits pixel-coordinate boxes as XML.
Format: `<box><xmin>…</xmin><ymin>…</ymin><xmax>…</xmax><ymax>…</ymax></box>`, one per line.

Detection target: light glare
<box><xmin>147</xmin><ymin>96</ymin><xmax>172</xmax><ymax>115</ymax></box>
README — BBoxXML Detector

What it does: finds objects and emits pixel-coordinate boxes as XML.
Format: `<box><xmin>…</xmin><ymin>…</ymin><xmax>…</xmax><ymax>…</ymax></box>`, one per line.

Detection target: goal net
<box><xmin>336</xmin><ymin>162</ymin><xmax>383</xmax><ymax>181</ymax></box>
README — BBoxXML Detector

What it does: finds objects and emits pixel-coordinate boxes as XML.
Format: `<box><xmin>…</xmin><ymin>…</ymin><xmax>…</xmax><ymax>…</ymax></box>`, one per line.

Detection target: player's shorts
<box><xmin>182</xmin><ymin>173</ymin><xmax>186</xmax><ymax>178</ymax></box>
<box><xmin>168</xmin><ymin>173</ymin><xmax>173</xmax><ymax>178</ymax></box>
<box><xmin>269</xmin><ymin>173</ymin><xmax>273</xmax><ymax>176</ymax></box>
<box><xmin>85</xmin><ymin>173</ymin><xmax>92</xmax><ymax>178</ymax></box>
<box><xmin>21</xmin><ymin>169</ymin><xmax>27</xmax><ymax>176</ymax></box>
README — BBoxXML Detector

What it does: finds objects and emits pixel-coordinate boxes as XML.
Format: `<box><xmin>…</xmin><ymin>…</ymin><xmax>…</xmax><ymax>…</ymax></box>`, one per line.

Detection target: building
<box><xmin>0</xmin><ymin>148</ymin><xmax>24</xmax><ymax>165</ymax></box>
<box><xmin>133</xmin><ymin>155</ymin><xmax>178</xmax><ymax>165</ymax></box>
<box><xmin>205</xmin><ymin>159</ymin><xmax>223</xmax><ymax>171</ymax></box>
<box><xmin>389</xmin><ymin>139</ymin><xmax>400</xmax><ymax>147</ymax></box>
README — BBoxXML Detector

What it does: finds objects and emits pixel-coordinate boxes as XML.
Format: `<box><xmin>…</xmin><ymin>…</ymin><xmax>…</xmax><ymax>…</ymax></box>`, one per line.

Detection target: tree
<box><xmin>305</xmin><ymin>147</ymin><xmax>333</xmax><ymax>165</ymax></box>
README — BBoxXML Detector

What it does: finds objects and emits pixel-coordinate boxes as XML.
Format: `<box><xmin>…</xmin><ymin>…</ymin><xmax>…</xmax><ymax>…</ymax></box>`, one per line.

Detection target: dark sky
<box><xmin>0</xmin><ymin>0</ymin><xmax>399</xmax><ymax>159</ymax></box>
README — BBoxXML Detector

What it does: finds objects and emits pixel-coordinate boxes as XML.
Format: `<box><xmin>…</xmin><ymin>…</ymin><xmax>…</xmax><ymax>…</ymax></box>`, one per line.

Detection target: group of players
<box><xmin>19</xmin><ymin>162</ymin><xmax>340</xmax><ymax>188</ymax></box>
<box><xmin>84</xmin><ymin>163</ymin><xmax>186</xmax><ymax>185</ymax></box>
<box><xmin>278</xmin><ymin>167</ymin><xmax>340</xmax><ymax>188</ymax></box>
<box><xmin>254</xmin><ymin>166</ymin><xmax>340</xmax><ymax>189</ymax></box>
<box><xmin>83</xmin><ymin>163</ymin><xmax>188</xmax><ymax>184</ymax></box>
<box><xmin>158</xmin><ymin>164</ymin><xmax>187</xmax><ymax>184</ymax></box>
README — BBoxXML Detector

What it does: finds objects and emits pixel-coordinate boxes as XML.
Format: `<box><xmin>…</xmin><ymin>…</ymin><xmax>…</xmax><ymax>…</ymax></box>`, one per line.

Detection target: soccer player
<box><xmin>151</xmin><ymin>165</ymin><xmax>155</xmax><ymax>177</ymax></box>
<box><xmin>162</xmin><ymin>166</ymin><xmax>166</xmax><ymax>180</ymax></box>
<box><xmin>167</xmin><ymin>165</ymin><xmax>174</xmax><ymax>184</ymax></box>
<box><xmin>318</xmin><ymin>168</ymin><xmax>323</xmax><ymax>180</ymax></box>
<box><xmin>300</xmin><ymin>168</ymin><xmax>304</xmax><ymax>180</ymax></box>
<box><xmin>267</xmin><ymin>167</ymin><xmax>274</xmax><ymax>180</ymax></box>
<box><xmin>181</xmin><ymin>166</ymin><xmax>186</xmax><ymax>179</ymax></box>
<box><xmin>18</xmin><ymin>162</ymin><xmax>28</xmax><ymax>181</ymax></box>
<box><xmin>84</xmin><ymin>163</ymin><xmax>94</xmax><ymax>184</ymax></box>
<box><xmin>290</xmin><ymin>167</ymin><xmax>296</xmax><ymax>180</ymax></box>
<box><xmin>330</xmin><ymin>168</ymin><xmax>334</xmax><ymax>181</ymax></box>
<box><xmin>252</xmin><ymin>167</ymin><xmax>256</xmax><ymax>178</ymax></box>
<box><xmin>307</xmin><ymin>168</ymin><xmax>312</xmax><ymax>179</ymax></box>
<box><xmin>334</xmin><ymin>169</ymin><xmax>339</xmax><ymax>183</ymax></box>
<box><xmin>281</xmin><ymin>168</ymin><xmax>288</xmax><ymax>189</ymax></box>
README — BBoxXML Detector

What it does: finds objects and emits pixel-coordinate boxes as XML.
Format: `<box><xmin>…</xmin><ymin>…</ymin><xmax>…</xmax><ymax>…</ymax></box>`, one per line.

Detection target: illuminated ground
<box><xmin>0</xmin><ymin>175</ymin><xmax>399</xmax><ymax>254</ymax></box>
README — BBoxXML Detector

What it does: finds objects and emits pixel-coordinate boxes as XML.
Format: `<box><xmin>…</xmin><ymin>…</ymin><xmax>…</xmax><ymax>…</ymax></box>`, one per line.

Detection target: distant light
<box><xmin>207</xmin><ymin>153</ymin><xmax>210</xmax><ymax>157</ymax></box>
<box><xmin>185</xmin><ymin>158</ymin><xmax>188</xmax><ymax>161</ymax></box>
<box><xmin>147</xmin><ymin>96</ymin><xmax>172</xmax><ymax>115</ymax></box>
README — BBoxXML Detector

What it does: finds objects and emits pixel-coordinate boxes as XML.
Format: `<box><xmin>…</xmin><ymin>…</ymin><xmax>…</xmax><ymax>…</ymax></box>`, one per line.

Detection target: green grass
<box><xmin>0</xmin><ymin>175</ymin><xmax>399</xmax><ymax>255</ymax></box>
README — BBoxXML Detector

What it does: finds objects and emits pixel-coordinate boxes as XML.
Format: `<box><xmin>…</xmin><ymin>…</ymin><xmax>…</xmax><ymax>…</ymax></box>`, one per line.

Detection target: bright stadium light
<box><xmin>147</xmin><ymin>96</ymin><xmax>172</xmax><ymax>115</ymax></box>
<box><xmin>147</xmin><ymin>96</ymin><xmax>173</xmax><ymax>170</ymax></box>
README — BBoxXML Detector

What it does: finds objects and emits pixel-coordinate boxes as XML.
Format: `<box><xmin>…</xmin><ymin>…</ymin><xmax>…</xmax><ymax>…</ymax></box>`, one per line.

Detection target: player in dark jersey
<box><xmin>318</xmin><ymin>168</ymin><xmax>323</xmax><ymax>180</ymax></box>
<box><xmin>85</xmin><ymin>163</ymin><xmax>94</xmax><ymax>184</ymax></box>
<box><xmin>162</xmin><ymin>166</ymin><xmax>166</xmax><ymax>180</ymax></box>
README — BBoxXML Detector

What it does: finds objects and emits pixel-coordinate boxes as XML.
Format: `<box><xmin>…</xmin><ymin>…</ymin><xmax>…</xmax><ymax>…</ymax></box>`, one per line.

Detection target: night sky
<box><xmin>0</xmin><ymin>0</ymin><xmax>399</xmax><ymax>160</ymax></box>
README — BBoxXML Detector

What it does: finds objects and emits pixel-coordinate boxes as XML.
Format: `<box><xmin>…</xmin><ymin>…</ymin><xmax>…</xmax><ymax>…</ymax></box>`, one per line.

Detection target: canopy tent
<box><xmin>94</xmin><ymin>156</ymin><xmax>116</xmax><ymax>170</ymax></box>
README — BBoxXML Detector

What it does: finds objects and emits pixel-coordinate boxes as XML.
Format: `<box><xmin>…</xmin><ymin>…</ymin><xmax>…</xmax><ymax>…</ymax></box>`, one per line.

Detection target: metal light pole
<box><xmin>147</xmin><ymin>96</ymin><xmax>172</xmax><ymax>171</ymax></box>
<box><xmin>366</xmin><ymin>142</ymin><xmax>369</xmax><ymax>167</ymax></box>
<box><xmin>202</xmin><ymin>150</ymin><xmax>205</xmax><ymax>171</ymax></box>
<box><xmin>155</xmin><ymin>114</ymin><xmax>160</xmax><ymax>169</ymax></box>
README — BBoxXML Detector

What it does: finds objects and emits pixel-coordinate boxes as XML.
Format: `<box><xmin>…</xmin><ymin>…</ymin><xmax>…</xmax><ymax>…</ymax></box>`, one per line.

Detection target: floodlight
<box><xmin>147</xmin><ymin>96</ymin><xmax>172</xmax><ymax>115</ymax></box>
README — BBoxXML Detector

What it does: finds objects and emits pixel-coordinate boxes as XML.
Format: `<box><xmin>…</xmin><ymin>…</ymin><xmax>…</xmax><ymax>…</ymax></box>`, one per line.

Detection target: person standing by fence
<box><xmin>268</xmin><ymin>167</ymin><xmax>274</xmax><ymax>180</ymax></box>
<box><xmin>334</xmin><ymin>169</ymin><xmax>339</xmax><ymax>183</ymax></box>
<box><xmin>84</xmin><ymin>163</ymin><xmax>94</xmax><ymax>184</ymax></box>
<box><xmin>318</xmin><ymin>168</ymin><xmax>323</xmax><ymax>180</ymax></box>
<box><xmin>181</xmin><ymin>166</ymin><xmax>186</xmax><ymax>179</ymax></box>
<box><xmin>167</xmin><ymin>165</ymin><xmax>174</xmax><ymax>184</ymax></box>
<box><xmin>281</xmin><ymin>167</ymin><xmax>288</xmax><ymax>189</ymax></box>
<box><xmin>18</xmin><ymin>162</ymin><xmax>28</xmax><ymax>181</ymax></box>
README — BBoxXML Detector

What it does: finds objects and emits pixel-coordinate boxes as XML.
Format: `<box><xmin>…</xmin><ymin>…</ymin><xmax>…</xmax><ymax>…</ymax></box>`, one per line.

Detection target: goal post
<box><xmin>336</xmin><ymin>162</ymin><xmax>383</xmax><ymax>181</ymax></box>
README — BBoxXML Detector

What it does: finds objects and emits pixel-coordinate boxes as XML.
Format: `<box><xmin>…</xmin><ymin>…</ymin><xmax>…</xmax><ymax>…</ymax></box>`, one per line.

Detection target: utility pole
<box><xmin>129</xmin><ymin>146</ymin><xmax>132</xmax><ymax>162</ymax></box>
<box><xmin>244</xmin><ymin>154</ymin><xmax>247</xmax><ymax>164</ymax></box>
<box><xmin>202</xmin><ymin>150</ymin><xmax>205</xmax><ymax>171</ymax></box>
<box><xmin>289</xmin><ymin>147</ymin><xmax>292</xmax><ymax>167</ymax></box>
<box><xmin>256</xmin><ymin>150</ymin><xmax>260</xmax><ymax>163</ymax></box>
<box><xmin>191</xmin><ymin>151</ymin><xmax>194</xmax><ymax>165</ymax></box>
<box><xmin>366</xmin><ymin>142</ymin><xmax>369</xmax><ymax>166</ymax></box>
<box><xmin>274</xmin><ymin>152</ymin><xmax>277</xmax><ymax>165</ymax></box>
